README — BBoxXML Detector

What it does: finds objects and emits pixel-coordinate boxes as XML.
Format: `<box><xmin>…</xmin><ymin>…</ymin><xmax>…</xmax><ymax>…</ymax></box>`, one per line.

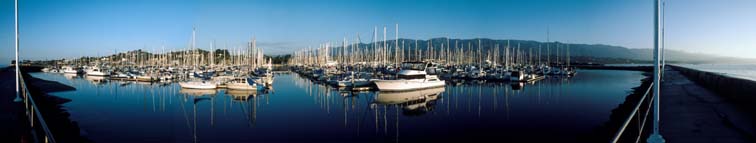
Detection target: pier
<box><xmin>0</xmin><ymin>68</ymin><xmax>30</xmax><ymax>143</ymax></box>
<box><xmin>660</xmin><ymin>66</ymin><xmax>756</xmax><ymax>142</ymax></box>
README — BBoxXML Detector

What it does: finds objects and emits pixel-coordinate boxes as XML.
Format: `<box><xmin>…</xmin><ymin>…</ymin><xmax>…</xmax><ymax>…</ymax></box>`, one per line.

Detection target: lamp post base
<box><xmin>14</xmin><ymin>93</ymin><xmax>23</xmax><ymax>102</ymax></box>
<box><xmin>647</xmin><ymin>133</ymin><xmax>665</xmax><ymax>143</ymax></box>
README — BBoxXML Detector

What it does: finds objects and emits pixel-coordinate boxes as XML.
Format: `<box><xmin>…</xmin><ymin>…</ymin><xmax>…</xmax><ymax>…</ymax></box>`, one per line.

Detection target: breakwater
<box><xmin>671</xmin><ymin>65</ymin><xmax>756</xmax><ymax>110</ymax></box>
<box><xmin>575</xmin><ymin>65</ymin><xmax>652</xmax><ymax>72</ymax></box>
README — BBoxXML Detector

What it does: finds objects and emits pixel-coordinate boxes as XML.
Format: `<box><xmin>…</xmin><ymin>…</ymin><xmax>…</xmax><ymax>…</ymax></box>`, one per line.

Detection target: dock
<box><xmin>660</xmin><ymin>66</ymin><xmax>756</xmax><ymax>142</ymax></box>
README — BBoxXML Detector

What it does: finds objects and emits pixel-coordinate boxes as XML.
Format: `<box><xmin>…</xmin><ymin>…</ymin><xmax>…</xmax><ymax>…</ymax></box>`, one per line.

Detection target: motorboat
<box><xmin>179</xmin><ymin>80</ymin><xmax>218</xmax><ymax>89</ymax></box>
<box><xmin>335</xmin><ymin>76</ymin><xmax>372</xmax><ymax>87</ymax></box>
<box><xmin>253</xmin><ymin>68</ymin><xmax>274</xmax><ymax>86</ymax></box>
<box><xmin>373</xmin><ymin>62</ymin><xmax>446</xmax><ymax>91</ymax></box>
<box><xmin>86</xmin><ymin>66</ymin><xmax>110</xmax><ymax>76</ymax></box>
<box><xmin>226</xmin><ymin>77</ymin><xmax>264</xmax><ymax>91</ymax></box>
<box><xmin>62</xmin><ymin>66</ymin><xmax>83</xmax><ymax>74</ymax></box>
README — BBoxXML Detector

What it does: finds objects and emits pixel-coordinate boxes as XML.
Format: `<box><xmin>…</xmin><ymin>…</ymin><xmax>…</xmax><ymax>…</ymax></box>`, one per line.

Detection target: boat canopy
<box><xmin>401</xmin><ymin>62</ymin><xmax>428</xmax><ymax>71</ymax></box>
<box><xmin>246</xmin><ymin>77</ymin><xmax>260</xmax><ymax>86</ymax></box>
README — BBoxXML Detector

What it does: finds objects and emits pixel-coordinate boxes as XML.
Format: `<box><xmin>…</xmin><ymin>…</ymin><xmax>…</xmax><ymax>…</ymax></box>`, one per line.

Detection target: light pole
<box><xmin>647</xmin><ymin>0</ymin><xmax>665</xmax><ymax>142</ymax></box>
<box><xmin>14</xmin><ymin>0</ymin><xmax>22</xmax><ymax>103</ymax></box>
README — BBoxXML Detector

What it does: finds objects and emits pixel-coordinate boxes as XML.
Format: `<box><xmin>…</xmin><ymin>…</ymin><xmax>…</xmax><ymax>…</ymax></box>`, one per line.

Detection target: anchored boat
<box><xmin>374</xmin><ymin>62</ymin><xmax>446</xmax><ymax>91</ymax></box>
<box><xmin>179</xmin><ymin>80</ymin><xmax>218</xmax><ymax>89</ymax></box>
<box><xmin>226</xmin><ymin>77</ymin><xmax>265</xmax><ymax>90</ymax></box>
<box><xmin>86</xmin><ymin>66</ymin><xmax>111</xmax><ymax>76</ymax></box>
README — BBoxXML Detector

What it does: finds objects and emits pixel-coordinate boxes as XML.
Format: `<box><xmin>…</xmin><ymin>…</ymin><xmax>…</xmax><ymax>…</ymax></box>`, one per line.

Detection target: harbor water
<box><xmin>31</xmin><ymin>69</ymin><xmax>644</xmax><ymax>142</ymax></box>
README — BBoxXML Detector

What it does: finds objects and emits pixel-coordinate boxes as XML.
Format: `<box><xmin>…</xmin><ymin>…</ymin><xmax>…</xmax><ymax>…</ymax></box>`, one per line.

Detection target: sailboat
<box><xmin>253</xmin><ymin>58</ymin><xmax>274</xmax><ymax>86</ymax></box>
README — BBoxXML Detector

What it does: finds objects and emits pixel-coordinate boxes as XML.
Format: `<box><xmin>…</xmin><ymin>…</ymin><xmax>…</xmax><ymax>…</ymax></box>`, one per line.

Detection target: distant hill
<box><xmin>334</xmin><ymin>38</ymin><xmax>756</xmax><ymax>64</ymax></box>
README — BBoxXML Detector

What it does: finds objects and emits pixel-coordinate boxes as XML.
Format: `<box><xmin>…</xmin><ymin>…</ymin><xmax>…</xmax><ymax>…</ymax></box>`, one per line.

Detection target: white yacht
<box><xmin>86</xmin><ymin>66</ymin><xmax>110</xmax><ymax>76</ymax></box>
<box><xmin>179</xmin><ymin>80</ymin><xmax>217</xmax><ymax>89</ymax></box>
<box><xmin>62</xmin><ymin>66</ymin><xmax>82</xmax><ymax>74</ymax></box>
<box><xmin>373</xmin><ymin>62</ymin><xmax>446</xmax><ymax>91</ymax></box>
<box><xmin>226</xmin><ymin>77</ymin><xmax>264</xmax><ymax>91</ymax></box>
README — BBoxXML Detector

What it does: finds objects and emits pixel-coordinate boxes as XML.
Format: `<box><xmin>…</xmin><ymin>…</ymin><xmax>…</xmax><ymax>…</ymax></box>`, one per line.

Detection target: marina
<box><xmin>29</xmin><ymin>69</ymin><xmax>643</xmax><ymax>142</ymax></box>
<box><xmin>4</xmin><ymin>0</ymin><xmax>756</xmax><ymax>143</ymax></box>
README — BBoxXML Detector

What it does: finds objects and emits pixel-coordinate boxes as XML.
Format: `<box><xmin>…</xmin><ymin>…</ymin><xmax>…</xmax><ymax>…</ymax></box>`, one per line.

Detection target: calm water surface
<box><xmin>31</xmin><ymin>69</ymin><xmax>643</xmax><ymax>142</ymax></box>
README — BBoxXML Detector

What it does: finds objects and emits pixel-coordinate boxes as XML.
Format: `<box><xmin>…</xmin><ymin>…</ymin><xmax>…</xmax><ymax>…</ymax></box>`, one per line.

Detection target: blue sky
<box><xmin>1</xmin><ymin>0</ymin><xmax>755</xmax><ymax>64</ymax></box>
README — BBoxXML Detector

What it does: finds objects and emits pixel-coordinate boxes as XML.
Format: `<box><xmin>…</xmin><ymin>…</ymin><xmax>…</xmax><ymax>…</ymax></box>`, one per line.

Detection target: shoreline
<box><xmin>4</xmin><ymin>66</ymin><xmax>91</xmax><ymax>143</ymax></box>
<box><xmin>582</xmin><ymin>70</ymin><xmax>653</xmax><ymax>142</ymax></box>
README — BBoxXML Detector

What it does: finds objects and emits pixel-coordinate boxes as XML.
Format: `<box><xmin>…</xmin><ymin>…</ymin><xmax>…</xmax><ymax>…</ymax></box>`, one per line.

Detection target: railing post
<box><xmin>31</xmin><ymin>106</ymin><xmax>34</xmax><ymax>128</ymax></box>
<box><xmin>647</xmin><ymin>0</ymin><xmax>665</xmax><ymax>142</ymax></box>
<box><xmin>24</xmin><ymin>87</ymin><xmax>29</xmax><ymax>115</ymax></box>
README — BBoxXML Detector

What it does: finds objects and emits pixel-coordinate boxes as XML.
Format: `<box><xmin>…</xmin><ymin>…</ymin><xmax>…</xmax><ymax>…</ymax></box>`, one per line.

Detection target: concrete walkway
<box><xmin>660</xmin><ymin>67</ymin><xmax>755</xmax><ymax>143</ymax></box>
<box><xmin>0</xmin><ymin>68</ymin><xmax>30</xmax><ymax>142</ymax></box>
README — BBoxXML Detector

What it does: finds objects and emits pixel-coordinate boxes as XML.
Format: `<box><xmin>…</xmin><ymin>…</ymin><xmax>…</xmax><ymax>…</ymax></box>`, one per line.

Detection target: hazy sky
<box><xmin>1</xmin><ymin>0</ymin><xmax>755</xmax><ymax>64</ymax></box>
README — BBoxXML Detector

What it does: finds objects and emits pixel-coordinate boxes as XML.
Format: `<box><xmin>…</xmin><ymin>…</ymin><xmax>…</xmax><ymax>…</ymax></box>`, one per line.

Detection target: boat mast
<box><xmin>383</xmin><ymin>26</ymin><xmax>387</xmax><ymax>65</ymax></box>
<box><xmin>192</xmin><ymin>26</ymin><xmax>197</xmax><ymax>69</ymax></box>
<box><xmin>395</xmin><ymin>24</ymin><xmax>399</xmax><ymax>65</ymax></box>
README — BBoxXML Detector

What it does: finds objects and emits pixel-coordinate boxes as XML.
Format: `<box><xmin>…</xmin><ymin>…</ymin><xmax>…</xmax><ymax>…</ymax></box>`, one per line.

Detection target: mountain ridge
<box><xmin>318</xmin><ymin>37</ymin><xmax>756</xmax><ymax>64</ymax></box>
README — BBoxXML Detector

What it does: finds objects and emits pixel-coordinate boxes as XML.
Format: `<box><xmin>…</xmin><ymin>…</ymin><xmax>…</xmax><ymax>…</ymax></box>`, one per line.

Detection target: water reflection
<box><xmin>372</xmin><ymin>87</ymin><xmax>443</xmax><ymax>116</ymax></box>
<box><xmin>179</xmin><ymin>88</ymin><xmax>217</xmax><ymax>96</ymax></box>
<box><xmin>84</xmin><ymin>75</ymin><xmax>108</xmax><ymax>85</ymax></box>
<box><xmin>31</xmin><ymin>70</ymin><xmax>642</xmax><ymax>142</ymax></box>
<box><xmin>225</xmin><ymin>90</ymin><xmax>257</xmax><ymax>101</ymax></box>
<box><xmin>63</xmin><ymin>73</ymin><xmax>80</xmax><ymax>79</ymax></box>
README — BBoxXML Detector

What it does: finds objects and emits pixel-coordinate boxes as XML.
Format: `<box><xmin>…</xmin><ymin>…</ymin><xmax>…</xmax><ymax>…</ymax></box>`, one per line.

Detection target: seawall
<box><xmin>670</xmin><ymin>65</ymin><xmax>756</xmax><ymax>109</ymax></box>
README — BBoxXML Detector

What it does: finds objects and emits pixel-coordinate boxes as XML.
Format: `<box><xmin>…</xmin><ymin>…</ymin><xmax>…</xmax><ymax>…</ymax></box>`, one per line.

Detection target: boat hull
<box><xmin>179</xmin><ymin>82</ymin><xmax>217</xmax><ymax>89</ymax></box>
<box><xmin>86</xmin><ymin>71</ymin><xmax>110</xmax><ymax>76</ymax></box>
<box><xmin>336</xmin><ymin>80</ymin><xmax>372</xmax><ymax>87</ymax></box>
<box><xmin>226</xmin><ymin>83</ymin><xmax>263</xmax><ymax>90</ymax></box>
<box><xmin>63</xmin><ymin>70</ymin><xmax>82</xmax><ymax>74</ymax></box>
<box><xmin>373</xmin><ymin>80</ymin><xmax>445</xmax><ymax>91</ymax></box>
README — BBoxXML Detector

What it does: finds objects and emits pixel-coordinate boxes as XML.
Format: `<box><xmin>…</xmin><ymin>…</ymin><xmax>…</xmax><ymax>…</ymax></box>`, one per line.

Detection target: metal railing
<box><xmin>611</xmin><ymin>82</ymin><xmax>655</xmax><ymax>143</ymax></box>
<box><xmin>18</xmin><ymin>70</ymin><xmax>57</xmax><ymax>143</ymax></box>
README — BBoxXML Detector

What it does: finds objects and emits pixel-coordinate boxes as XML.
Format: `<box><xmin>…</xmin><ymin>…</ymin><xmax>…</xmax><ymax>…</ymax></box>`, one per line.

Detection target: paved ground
<box><xmin>0</xmin><ymin>68</ymin><xmax>30</xmax><ymax>143</ymax></box>
<box><xmin>660</xmin><ymin>67</ymin><xmax>756</xmax><ymax>143</ymax></box>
